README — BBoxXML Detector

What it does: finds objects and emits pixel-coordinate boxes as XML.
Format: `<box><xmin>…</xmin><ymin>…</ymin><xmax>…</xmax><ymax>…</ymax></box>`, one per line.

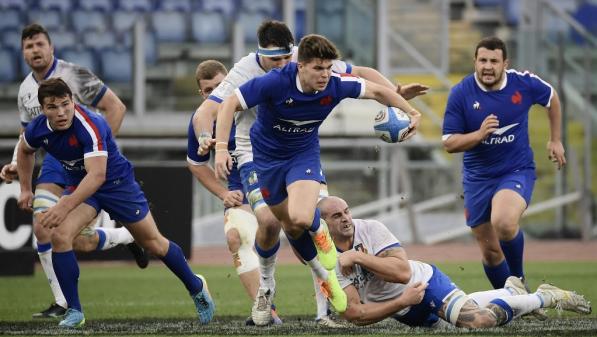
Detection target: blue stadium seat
<box><xmin>60</xmin><ymin>47</ymin><xmax>98</xmax><ymax>73</ymax></box>
<box><xmin>83</xmin><ymin>30</ymin><xmax>118</xmax><ymax>52</ymax></box>
<box><xmin>78</xmin><ymin>0</ymin><xmax>114</xmax><ymax>12</ymax></box>
<box><xmin>0</xmin><ymin>9</ymin><xmax>22</xmax><ymax>30</ymax></box>
<box><xmin>241</xmin><ymin>0</ymin><xmax>279</xmax><ymax>17</ymax></box>
<box><xmin>112</xmin><ymin>11</ymin><xmax>145</xmax><ymax>33</ymax></box>
<box><xmin>158</xmin><ymin>0</ymin><xmax>192</xmax><ymax>11</ymax></box>
<box><xmin>122</xmin><ymin>31</ymin><xmax>157</xmax><ymax>65</ymax></box>
<box><xmin>0</xmin><ymin>0</ymin><xmax>28</xmax><ymax>10</ymax></box>
<box><xmin>295</xmin><ymin>9</ymin><xmax>306</xmax><ymax>41</ymax></box>
<box><xmin>100</xmin><ymin>48</ymin><xmax>132</xmax><ymax>83</ymax></box>
<box><xmin>49</xmin><ymin>31</ymin><xmax>77</xmax><ymax>50</ymax></box>
<box><xmin>239</xmin><ymin>11</ymin><xmax>267</xmax><ymax>43</ymax></box>
<box><xmin>316</xmin><ymin>12</ymin><xmax>343</xmax><ymax>42</ymax></box>
<box><xmin>116</xmin><ymin>0</ymin><xmax>154</xmax><ymax>12</ymax></box>
<box><xmin>27</xmin><ymin>9</ymin><xmax>63</xmax><ymax>31</ymax></box>
<box><xmin>39</xmin><ymin>0</ymin><xmax>75</xmax><ymax>12</ymax></box>
<box><xmin>151</xmin><ymin>11</ymin><xmax>187</xmax><ymax>42</ymax></box>
<box><xmin>202</xmin><ymin>0</ymin><xmax>235</xmax><ymax>17</ymax></box>
<box><xmin>0</xmin><ymin>48</ymin><xmax>18</xmax><ymax>82</ymax></box>
<box><xmin>318</xmin><ymin>0</ymin><xmax>343</xmax><ymax>14</ymax></box>
<box><xmin>72</xmin><ymin>10</ymin><xmax>108</xmax><ymax>33</ymax></box>
<box><xmin>191</xmin><ymin>11</ymin><xmax>227</xmax><ymax>43</ymax></box>
<box><xmin>1</xmin><ymin>29</ymin><xmax>22</xmax><ymax>50</ymax></box>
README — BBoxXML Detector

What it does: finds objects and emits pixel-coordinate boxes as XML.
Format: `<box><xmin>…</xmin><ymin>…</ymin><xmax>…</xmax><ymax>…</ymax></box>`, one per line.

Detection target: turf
<box><xmin>1</xmin><ymin>261</ymin><xmax>595</xmax><ymax>336</ymax></box>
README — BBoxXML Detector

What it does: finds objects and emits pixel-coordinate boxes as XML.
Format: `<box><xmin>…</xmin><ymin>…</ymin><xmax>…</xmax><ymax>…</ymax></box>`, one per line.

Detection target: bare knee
<box><xmin>138</xmin><ymin>235</ymin><xmax>169</xmax><ymax>257</ymax></box>
<box><xmin>288</xmin><ymin>212</ymin><xmax>313</xmax><ymax>232</ymax></box>
<box><xmin>72</xmin><ymin>233</ymin><xmax>98</xmax><ymax>252</ymax></box>
<box><xmin>32</xmin><ymin>220</ymin><xmax>51</xmax><ymax>243</ymax></box>
<box><xmin>226</xmin><ymin>229</ymin><xmax>241</xmax><ymax>253</ymax></box>
<box><xmin>50</xmin><ymin>229</ymin><xmax>73</xmax><ymax>251</ymax></box>
<box><xmin>492</xmin><ymin>217</ymin><xmax>519</xmax><ymax>241</ymax></box>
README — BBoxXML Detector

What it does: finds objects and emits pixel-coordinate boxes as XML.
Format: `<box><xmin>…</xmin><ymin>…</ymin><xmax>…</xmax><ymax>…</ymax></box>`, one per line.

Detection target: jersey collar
<box><xmin>295</xmin><ymin>73</ymin><xmax>319</xmax><ymax>94</ymax></box>
<box><xmin>473</xmin><ymin>70</ymin><xmax>508</xmax><ymax>92</ymax></box>
<box><xmin>33</xmin><ymin>57</ymin><xmax>58</xmax><ymax>83</ymax></box>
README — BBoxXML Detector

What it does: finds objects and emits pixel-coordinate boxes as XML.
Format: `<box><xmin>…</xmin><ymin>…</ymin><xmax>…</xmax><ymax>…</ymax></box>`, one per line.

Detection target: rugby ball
<box><xmin>373</xmin><ymin>106</ymin><xmax>411</xmax><ymax>143</ymax></box>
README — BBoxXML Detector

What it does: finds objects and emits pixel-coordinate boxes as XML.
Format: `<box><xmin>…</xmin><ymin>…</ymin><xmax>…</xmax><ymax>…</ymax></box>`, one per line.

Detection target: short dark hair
<box><xmin>475</xmin><ymin>36</ymin><xmax>507</xmax><ymax>60</ymax></box>
<box><xmin>297</xmin><ymin>34</ymin><xmax>340</xmax><ymax>63</ymax></box>
<box><xmin>195</xmin><ymin>60</ymin><xmax>227</xmax><ymax>87</ymax></box>
<box><xmin>21</xmin><ymin>23</ymin><xmax>51</xmax><ymax>47</ymax></box>
<box><xmin>38</xmin><ymin>78</ymin><xmax>72</xmax><ymax>106</ymax></box>
<box><xmin>257</xmin><ymin>20</ymin><xmax>294</xmax><ymax>48</ymax></box>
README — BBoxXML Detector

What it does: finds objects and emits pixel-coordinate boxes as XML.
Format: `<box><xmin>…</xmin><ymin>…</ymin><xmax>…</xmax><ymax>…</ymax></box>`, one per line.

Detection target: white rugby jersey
<box><xmin>208</xmin><ymin>47</ymin><xmax>352</xmax><ymax>167</ymax></box>
<box><xmin>18</xmin><ymin>58</ymin><xmax>107</xmax><ymax>127</ymax></box>
<box><xmin>336</xmin><ymin>219</ymin><xmax>433</xmax><ymax>304</ymax></box>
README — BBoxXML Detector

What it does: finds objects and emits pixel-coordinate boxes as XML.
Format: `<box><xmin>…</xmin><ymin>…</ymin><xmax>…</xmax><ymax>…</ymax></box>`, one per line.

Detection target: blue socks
<box><xmin>160</xmin><ymin>241</ymin><xmax>202</xmax><ymax>296</ymax></box>
<box><xmin>255</xmin><ymin>240</ymin><xmax>280</xmax><ymax>258</ymax></box>
<box><xmin>309</xmin><ymin>209</ymin><xmax>321</xmax><ymax>233</ymax></box>
<box><xmin>483</xmin><ymin>259</ymin><xmax>511</xmax><ymax>289</ymax></box>
<box><xmin>37</xmin><ymin>242</ymin><xmax>51</xmax><ymax>253</ymax></box>
<box><xmin>52</xmin><ymin>250</ymin><xmax>81</xmax><ymax>311</ymax></box>
<box><xmin>500</xmin><ymin>230</ymin><xmax>525</xmax><ymax>278</ymax></box>
<box><xmin>489</xmin><ymin>298</ymin><xmax>514</xmax><ymax>325</ymax></box>
<box><xmin>287</xmin><ymin>230</ymin><xmax>317</xmax><ymax>262</ymax></box>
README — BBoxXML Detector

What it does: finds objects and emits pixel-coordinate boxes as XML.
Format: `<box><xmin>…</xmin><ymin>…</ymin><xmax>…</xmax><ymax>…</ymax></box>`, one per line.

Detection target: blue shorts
<box><xmin>36</xmin><ymin>154</ymin><xmax>67</xmax><ymax>186</ymax></box>
<box><xmin>394</xmin><ymin>265</ymin><xmax>457</xmax><ymax>327</ymax></box>
<box><xmin>240</xmin><ymin>162</ymin><xmax>266</xmax><ymax>211</ymax></box>
<box><xmin>64</xmin><ymin>175</ymin><xmax>149</xmax><ymax>223</ymax></box>
<box><xmin>253</xmin><ymin>153</ymin><xmax>324</xmax><ymax>206</ymax></box>
<box><xmin>227</xmin><ymin>163</ymin><xmax>248</xmax><ymax>205</ymax></box>
<box><xmin>463</xmin><ymin>169</ymin><xmax>536</xmax><ymax>227</ymax></box>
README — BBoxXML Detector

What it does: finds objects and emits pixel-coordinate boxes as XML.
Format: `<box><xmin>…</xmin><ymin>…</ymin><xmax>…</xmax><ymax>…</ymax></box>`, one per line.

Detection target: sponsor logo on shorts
<box><xmin>248</xmin><ymin>171</ymin><xmax>258</xmax><ymax>186</ymax></box>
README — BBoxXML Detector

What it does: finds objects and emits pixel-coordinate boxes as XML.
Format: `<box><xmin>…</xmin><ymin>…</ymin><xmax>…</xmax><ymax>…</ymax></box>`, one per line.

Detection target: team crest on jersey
<box><xmin>68</xmin><ymin>134</ymin><xmax>79</xmax><ymax>147</ymax></box>
<box><xmin>473</xmin><ymin>101</ymin><xmax>480</xmax><ymax>110</ymax></box>
<box><xmin>511</xmin><ymin>91</ymin><xmax>522</xmax><ymax>104</ymax></box>
<box><xmin>285</xmin><ymin>97</ymin><xmax>294</xmax><ymax>106</ymax></box>
<box><xmin>319</xmin><ymin>95</ymin><xmax>332</xmax><ymax>106</ymax></box>
<box><xmin>354</xmin><ymin>243</ymin><xmax>368</xmax><ymax>255</ymax></box>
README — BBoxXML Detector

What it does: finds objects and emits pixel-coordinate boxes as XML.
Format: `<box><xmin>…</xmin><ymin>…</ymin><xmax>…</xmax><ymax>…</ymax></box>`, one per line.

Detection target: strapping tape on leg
<box><xmin>224</xmin><ymin>208</ymin><xmax>259</xmax><ymax>274</ymax></box>
<box><xmin>33</xmin><ymin>189</ymin><xmax>58</xmax><ymax>214</ymax></box>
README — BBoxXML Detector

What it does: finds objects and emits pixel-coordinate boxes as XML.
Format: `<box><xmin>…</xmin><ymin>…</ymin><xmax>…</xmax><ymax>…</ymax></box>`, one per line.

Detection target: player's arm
<box><xmin>15</xmin><ymin>138</ymin><xmax>36</xmax><ymax>212</ymax></box>
<box><xmin>361</xmin><ymin>80</ymin><xmax>422</xmax><ymax>138</ymax></box>
<box><xmin>351</xmin><ymin>66</ymin><xmax>429</xmax><ymax>100</ymax></box>
<box><xmin>42</xmin><ymin>156</ymin><xmax>106</xmax><ymax>229</ymax></box>
<box><xmin>95</xmin><ymin>88</ymin><xmax>126</xmax><ymax>135</ymax></box>
<box><xmin>341</xmin><ymin>282</ymin><xmax>427</xmax><ymax>326</ymax></box>
<box><xmin>442</xmin><ymin>114</ymin><xmax>498</xmax><ymax>153</ymax></box>
<box><xmin>193</xmin><ymin>100</ymin><xmax>220</xmax><ymax>155</ymax></box>
<box><xmin>188</xmin><ymin>163</ymin><xmax>243</xmax><ymax>208</ymax></box>
<box><xmin>339</xmin><ymin>247</ymin><xmax>412</xmax><ymax>283</ymax></box>
<box><xmin>0</xmin><ymin>128</ymin><xmax>25</xmax><ymax>183</ymax></box>
<box><xmin>213</xmin><ymin>95</ymin><xmax>242</xmax><ymax>179</ymax></box>
<box><xmin>545</xmin><ymin>90</ymin><xmax>566</xmax><ymax>169</ymax></box>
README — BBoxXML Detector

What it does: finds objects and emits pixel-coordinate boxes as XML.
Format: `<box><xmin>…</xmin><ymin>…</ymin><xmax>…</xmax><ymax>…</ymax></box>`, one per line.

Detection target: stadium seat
<box><xmin>60</xmin><ymin>47</ymin><xmax>98</xmax><ymax>73</ymax></box>
<box><xmin>0</xmin><ymin>48</ymin><xmax>18</xmax><ymax>83</ymax></box>
<box><xmin>239</xmin><ymin>11</ymin><xmax>267</xmax><ymax>43</ymax></box>
<box><xmin>122</xmin><ymin>31</ymin><xmax>158</xmax><ymax>65</ymax></box>
<box><xmin>84</xmin><ymin>30</ymin><xmax>119</xmax><ymax>52</ymax></box>
<box><xmin>27</xmin><ymin>9</ymin><xmax>63</xmax><ymax>31</ymax></box>
<box><xmin>0</xmin><ymin>0</ymin><xmax>28</xmax><ymax>11</ymax></box>
<box><xmin>151</xmin><ymin>11</ymin><xmax>187</xmax><ymax>42</ymax></box>
<box><xmin>78</xmin><ymin>0</ymin><xmax>114</xmax><ymax>12</ymax></box>
<box><xmin>158</xmin><ymin>0</ymin><xmax>192</xmax><ymax>12</ymax></box>
<box><xmin>39</xmin><ymin>0</ymin><xmax>75</xmax><ymax>12</ymax></box>
<box><xmin>316</xmin><ymin>12</ymin><xmax>343</xmax><ymax>43</ymax></box>
<box><xmin>49</xmin><ymin>31</ymin><xmax>78</xmax><ymax>50</ymax></box>
<box><xmin>100</xmin><ymin>48</ymin><xmax>132</xmax><ymax>83</ymax></box>
<box><xmin>113</xmin><ymin>11</ymin><xmax>145</xmax><ymax>33</ymax></box>
<box><xmin>191</xmin><ymin>11</ymin><xmax>228</xmax><ymax>43</ymax></box>
<box><xmin>0</xmin><ymin>9</ymin><xmax>22</xmax><ymax>30</ymax></box>
<box><xmin>72</xmin><ymin>10</ymin><xmax>108</xmax><ymax>33</ymax></box>
<box><xmin>116</xmin><ymin>0</ymin><xmax>154</xmax><ymax>12</ymax></box>
<box><xmin>318</xmin><ymin>0</ymin><xmax>343</xmax><ymax>14</ymax></box>
<box><xmin>202</xmin><ymin>0</ymin><xmax>235</xmax><ymax>18</ymax></box>
<box><xmin>295</xmin><ymin>9</ymin><xmax>306</xmax><ymax>40</ymax></box>
<box><xmin>241</xmin><ymin>0</ymin><xmax>279</xmax><ymax>17</ymax></box>
<box><xmin>0</xmin><ymin>29</ymin><xmax>22</xmax><ymax>51</ymax></box>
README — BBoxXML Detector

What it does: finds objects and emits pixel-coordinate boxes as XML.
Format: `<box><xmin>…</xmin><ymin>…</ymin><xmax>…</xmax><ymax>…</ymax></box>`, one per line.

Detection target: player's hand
<box><xmin>400</xmin><ymin>282</ymin><xmax>427</xmax><ymax>306</ymax></box>
<box><xmin>17</xmin><ymin>191</ymin><xmax>33</xmax><ymax>212</ymax></box>
<box><xmin>198</xmin><ymin>133</ymin><xmax>215</xmax><ymax>156</ymax></box>
<box><xmin>0</xmin><ymin>163</ymin><xmax>18</xmax><ymax>183</ymax></box>
<box><xmin>338</xmin><ymin>250</ymin><xmax>360</xmax><ymax>276</ymax></box>
<box><xmin>478</xmin><ymin>114</ymin><xmax>499</xmax><ymax>140</ymax></box>
<box><xmin>214</xmin><ymin>148</ymin><xmax>232</xmax><ymax>180</ymax></box>
<box><xmin>547</xmin><ymin>140</ymin><xmax>566</xmax><ymax>170</ymax></box>
<box><xmin>401</xmin><ymin>110</ymin><xmax>421</xmax><ymax>141</ymax></box>
<box><xmin>399</xmin><ymin>83</ymin><xmax>430</xmax><ymax>100</ymax></box>
<box><xmin>223</xmin><ymin>190</ymin><xmax>244</xmax><ymax>208</ymax></box>
<box><xmin>39</xmin><ymin>200</ymin><xmax>70</xmax><ymax>228</ymax></box>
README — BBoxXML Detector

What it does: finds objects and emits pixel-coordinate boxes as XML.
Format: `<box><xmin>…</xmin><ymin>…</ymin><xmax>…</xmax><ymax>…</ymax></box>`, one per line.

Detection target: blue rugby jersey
<box><xmin>442</xmin><ymin>69</ymin><xmax>553</xmax><ymax>182</ymax></box>
<box><xmin>235</xmin><ymin>62</ymin><xmax>364</xmax><ymax>160</ymax></box>
<box><xmin>23</xmin><ymin>104</ymin><xmax>132</xmax><ymax>186</ymax></box>
<box><xmin>186</xmin><ymin>110</ymin><xmax>237</xmax><ymax>165</ymax></box>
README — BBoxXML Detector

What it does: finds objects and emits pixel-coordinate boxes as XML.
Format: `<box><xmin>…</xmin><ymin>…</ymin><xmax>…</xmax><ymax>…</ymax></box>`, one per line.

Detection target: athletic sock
<box><xmin>306</xmin><ymin>258</ymin><xmax>328</xmax><ymax>280</ymax></box>
<box><xmin>52</xmin><ymin>250</ymin><xmax>81</xmax><ymax>311</ymax></box>
<box><xmin>483</xmin><ymin>259</ymin><xmax>511</xmax><ymax>289</ymax></box>
<box><xmin>468</xmin><ymin>288</ymin><xmax>512</xmax><ymax>308</ymax></box>
<box><xmin>37</xmin><ymin>242</ymin><xmax>67</xmax><ymax>308</ymax></box>
<box><xmin>287</xmin><ymin>229</ymin><xmax>317</xmax><ymax>262</ymax></box>
<box><xmin>311</xmin><ymin>269</ymin><xmax>329</xmax><ymax>319</ymax></box>
<box><xmin>254</xmin><ymin>240</ymin><xmax>279</xmax><ymax>290</ymax></box>
<box><xmin>160</xmin><ymin>241</ymin><xmax>202</xmax><ymax>296</ymax></box>
<box><xmin>308</xmin><ymin>208</ymin><xmax>322</xmax><ymax>233</ymax></box>
<box><xmin>500</xmin><ymin>229</ymin><xmax>525</xmax><ymax>278</ymax></box>
<box><xmin>492</xmin><ymin>294</ymin><xmax>542</xmax><ymax>320</ymax></box>
<box><xmin>96</xmin><ymin>227</ymin><xmax>135</xmax><ymax>251</ymax></box>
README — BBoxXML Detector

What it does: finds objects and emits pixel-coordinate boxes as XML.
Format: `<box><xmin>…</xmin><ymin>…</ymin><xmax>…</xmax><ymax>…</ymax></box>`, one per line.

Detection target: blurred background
<box><xmin>0</xmin><ymin>0</ymin><xmax>594</xmax><ymax>256</ymax></box>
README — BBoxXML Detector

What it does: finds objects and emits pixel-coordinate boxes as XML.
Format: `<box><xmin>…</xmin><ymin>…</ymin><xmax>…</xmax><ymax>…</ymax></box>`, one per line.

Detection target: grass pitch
<box><xmin>1</xmin><ymin>261</ymin><xmax>595</xmax><ymax>336</ymax></box>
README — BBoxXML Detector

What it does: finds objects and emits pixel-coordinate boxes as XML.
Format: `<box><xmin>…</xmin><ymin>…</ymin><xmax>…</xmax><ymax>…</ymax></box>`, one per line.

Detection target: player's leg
<box><xmin>491</xmin><ymin>170</ymin><xmax>535</xmax><ymax>280</ymax></box>
<box><xmin>50</xmin><ymin>202</ymin><xmax>98</xmax><ymax>328</ymax></box>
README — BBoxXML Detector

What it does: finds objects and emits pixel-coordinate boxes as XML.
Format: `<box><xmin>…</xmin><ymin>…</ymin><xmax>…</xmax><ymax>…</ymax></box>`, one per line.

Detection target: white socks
<box><xmin>258</xmin><ymin>254</ymin><xmax>276</xmax><ymax>290</ymax></box>
<box><xmin>311</xmin><ymin>269</ymin><xmax>329</xmax><ymax>319</ymax></box>
<box><xmin>498</xmin><ymin>294</ymin><xmax>543</xmax><ymax>319</ymax></box>
<box><xmin>469</xmin><ymin>289</ymin><xmax>512</xmax><ymax>308</ymax></box>
<box><xmin>306</xmin><ymin>258</ymin><xmax>328</xmax><ymax>281</ymax></box>
<box><xmin>37</xmin><ymin>248</ymin><xmax>67</xmax><ymax>308</ymax></box>
<box><xmin>97</xmin><ymin>227</ymin><xmax>134</xmax><ymax>250</ymax></box>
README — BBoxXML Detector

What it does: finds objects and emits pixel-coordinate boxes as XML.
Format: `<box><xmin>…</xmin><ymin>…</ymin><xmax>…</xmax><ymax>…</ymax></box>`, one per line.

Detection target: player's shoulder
<box><xmin>18</xmin><ymin>73</ymin><xmax>36</xmax><ymax>96</ymax></box>
<box><xmin>233</xmin><ymin>53</ymin><xmax>261</xmax><ymax>73</ymax></box>
<box><xmin>27</xmin><ymin>113</ymin><xmax>48</xmax><ymax>131</ymax></box>
<box><xmin>74</xmin><ymin>104</ymin><xmax>105</xmax><ymax>126</ymax></box>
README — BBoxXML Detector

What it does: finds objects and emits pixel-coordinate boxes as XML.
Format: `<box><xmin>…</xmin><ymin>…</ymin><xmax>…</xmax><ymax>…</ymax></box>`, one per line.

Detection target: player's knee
<box><xmin>226</xmin><ymin>229</ymin><xmax>242</xmax><ymax>253</ymax></box>
<box><xmin>140</xmin><ymin>236</ymin><xmax>169</xmax><ymax>257</ymax></box>
<box><xmin>32</xmin><ymin>220</ymin><xmax>51</xmax><ymax>243</ymax></box>
<box><xmin>494</xmin><ymin>221</ymin><xmax>519</xmax><ymax>240</ymax></box>
<box><xmin>288</xmin><ymin>212</ymin><xmax>313</xmax><ymax>231</ymax></box>
<box><xmin>50</xmin><ymin>229</ymin><xmax>72</xmax><ymax>249</ymax></box>
<box><xmin>72</xmin><ymin>234</ymin><xmax>97</xmax><ymax>252</ymax></box>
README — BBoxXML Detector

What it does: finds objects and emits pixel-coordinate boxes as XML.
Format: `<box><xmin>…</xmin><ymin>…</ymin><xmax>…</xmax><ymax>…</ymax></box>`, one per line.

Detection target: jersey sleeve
<box><xmin>365</xmin><ymin>220</ymin><xmax>401</xmax><ymax>256</ymax></box>
<box><xmin>524</xmin><ymin>72</ymin><xmax>554</xmax><ymax>107</ymax></box>
<box><xmin>235</xmin><ymin>72</ymin><xmax>279</xmax><ymax>110</ymax></box>
<box><xmin>208</xmin><ymin>59</ymin><xmax>254</xmax><ymax>103</ymax></box>
<box><xmin>22</xmin><ymin>121</ymin><xmax>41</xmax><ymax>150</ymax></box>
<box><xmin>335</xmin><ymin>262</ymin><xmax>356</xmax><ymax>289</ymax></box>
<box><xmin>68</xmin><ymin>64</ymin><xmax>108</xmax><ymax>107</ymax></box>
<box><xmin>187</xmin><ymin>113</ymin><xmax>210</xmax><ymax>165</ymax></box>
<box><xmin>335</xmin><ymin>73</ymin><xmax>366</xmax><ymax>99</ymax></box>
<box><xmin>331</xmin><ymin>59</ymin><xmax>353</xmax><ymax>74</ymax></box>
<box><xmin>442</xmin><ymin>84</ymin><xmax>467</xmax><ymax>139</ymax></box>
<box><xmin>74</xmin><ymin>111</ymin><xmax>108</xmax><ymax>158</ymax></box>
<box><xmin>17</xmin><ymin>88</ymin><xmax>28</xmax><ymax>127</ymax></box>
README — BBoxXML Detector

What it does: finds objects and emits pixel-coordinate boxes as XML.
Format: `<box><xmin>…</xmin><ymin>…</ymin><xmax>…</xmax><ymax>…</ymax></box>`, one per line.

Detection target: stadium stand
<box><xmin>191</xmin><ymin>11</ymin><xmax>228</xmax><ymax>44</ymax></box>
<box><xmin>71</xmin><ymin>10</ymin><xmax>109</xmax><ymax>33</ymax></box>
<box><xmin>152</xmin><ymin>10</ymin><xmax>188</xmax><ymax>42</ymax></box>
<box><xmin>0</xmin><ymin>48</ymin><xmax>18</xmax><ymax>83</ymax></box>
<box><xmin>27</xmin><ymin>9</ymin><xmax>63</xmax><ymax>31</ymax></box>
<box><xmin>61</xmin><ymin>47</ymin><xmax>99</xmax><ymax>74</ymax></box>
<box><xmin>100</xmin><ymin>47</ymin><xmax>132</xmax><ymax>83</ymax></box>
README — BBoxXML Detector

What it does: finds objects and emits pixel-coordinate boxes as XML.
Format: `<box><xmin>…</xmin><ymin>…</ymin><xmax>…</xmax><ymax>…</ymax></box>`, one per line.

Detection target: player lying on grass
<box><xmin>320</xmin><ymin>196</ymin><xmax>591</xmax><ymax>328</ymax></box>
